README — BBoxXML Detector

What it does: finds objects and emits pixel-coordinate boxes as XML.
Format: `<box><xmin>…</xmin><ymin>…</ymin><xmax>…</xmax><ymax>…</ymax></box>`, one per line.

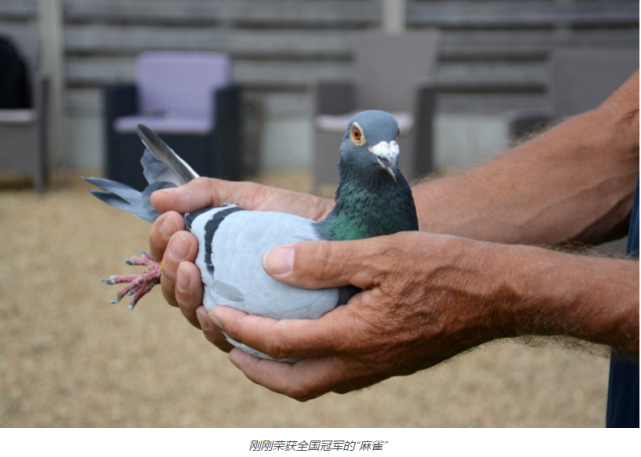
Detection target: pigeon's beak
<box><xmin>369</xmin><ymin>141</ymin><xmax>399</xmax><ymax>180</ymax></box>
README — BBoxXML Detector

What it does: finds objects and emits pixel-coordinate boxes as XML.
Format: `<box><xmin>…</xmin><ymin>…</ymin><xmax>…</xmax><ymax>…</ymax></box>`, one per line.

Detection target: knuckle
<box><xmin>150</xmin><ymin>218</ymin><xmax>162</xmax><ymax>241</ymax></box>
<box><xmin>192</xmin><ymin>176</ymin><xmax>211</xmax><ymax>190</ymax></box>
<box><xmin>149</xmin><ymin>224</ymin><xmax>166</xmax><ymax>261</ymax></box>
<box><xmin>161</xmin><ymin>283</ymin><xmax>178</xmax><ymax>307</ymax></box>
<box><xmin>265</xmin><ymin>333</ymin><xmax>292</xmax><ymax>360</ymax></box>
<box><xmin>201</xmin><ymin>177</ymin><xmax>224</xmax><ymax>202</ymax></box>
<box><xmin>200</xmin><ymin>325</ymin><xmax>215</xmax><ymax>341</ymax></box>
<box><xmin>308</xmin><ymin>241</ymin><xmax>335</xmax><ymax>280</ymax></box>
<box><xmin>331</xmin><ymin>315</ymin><xmax>364</xmax><ymax>354</ymax></box>
<box><xmin>184</xmin><ymin>315</ymin><xmax>201</xmax><ymax>330</ymax></box>
<box><xmin>162</xmin><ymin>253</ymin><xmax>177</xmax><ymax>278</ymax></box>
<box><xmin>176</xmin><ymin>294</ymin><xmax>193</xmax><ymax>311</ymax></box>
<box><xmin>225</xmin><ymin>311</ymin><xmax>247</xmax><ymax>337</ymax></box>
<box><xmin>176</xmin><ymin>292</ymin><xmax>196</xmax><ymax>312</ymax></box>
<box><xmin>284</xmin><ymin>385</ymin><xmax>312</xmax><ymax>403</ymax></box>
<box><xmin>318</xmin><ymin>316</ymin><xmax>344</xmax><ymax>353</ymax></box>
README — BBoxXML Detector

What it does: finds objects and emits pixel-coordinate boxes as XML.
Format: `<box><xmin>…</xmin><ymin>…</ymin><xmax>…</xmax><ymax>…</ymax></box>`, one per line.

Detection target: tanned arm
<box><xmin>206</xmin><ymin>74</ymin><xmax>639</xmax><ymax>400</ymax></box>
<box><xmin>412</xmin><ymin>72</ymin><xmax>639</xmax><ymax>246</ymax></box>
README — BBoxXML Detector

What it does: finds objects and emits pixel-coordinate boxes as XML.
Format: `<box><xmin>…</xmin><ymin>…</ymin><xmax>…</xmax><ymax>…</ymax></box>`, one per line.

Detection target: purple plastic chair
<box><xmin>104</xmin><ymin>52</ymin><xmax>241</xmax><ymax>190</ymax></box>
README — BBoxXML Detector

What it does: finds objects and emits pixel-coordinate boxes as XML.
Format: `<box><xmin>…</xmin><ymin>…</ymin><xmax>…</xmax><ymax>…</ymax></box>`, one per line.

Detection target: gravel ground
<box><xmin>0</xmin><ymin>171</ymin><xmax>611</xmax><ymax>427</ymax></box>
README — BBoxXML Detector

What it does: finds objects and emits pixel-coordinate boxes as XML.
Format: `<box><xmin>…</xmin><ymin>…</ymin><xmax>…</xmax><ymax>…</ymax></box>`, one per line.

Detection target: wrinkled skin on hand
<box><xmin>206</xmin><ymin>232</ymin><xmax>516</xmax><ymax>401</ymax></box>
<box><xmin>148</xmin><ymin>179</ymin><xmax>638</xmax><ymax>402</ymax></box>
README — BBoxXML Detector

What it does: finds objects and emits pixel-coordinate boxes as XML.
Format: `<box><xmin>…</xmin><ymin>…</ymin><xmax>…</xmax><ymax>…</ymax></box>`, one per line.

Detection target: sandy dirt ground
<box><xmin>0</xmin><ymin>172</ymin><xmax>611</xmax><ymax>427</ymax></box>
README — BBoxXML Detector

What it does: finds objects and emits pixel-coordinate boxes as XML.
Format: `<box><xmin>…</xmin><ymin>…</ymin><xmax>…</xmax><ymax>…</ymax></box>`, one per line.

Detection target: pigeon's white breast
<box><xmin>189</xmin><ymin>206</ymin><xmax>339</xmax><ymax>320</ymax></box>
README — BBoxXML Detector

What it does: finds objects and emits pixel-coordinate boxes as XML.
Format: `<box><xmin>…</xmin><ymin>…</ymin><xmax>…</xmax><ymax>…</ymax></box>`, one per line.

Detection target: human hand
<box><xmin>147</xmin><ymin>177</ymin><xmax>334</xmax><ymax>349</ymax></box>
<box><xmin>208</xmin><ymin>231</ymin><xmax>518</xmax><ymax>401</ymax></box>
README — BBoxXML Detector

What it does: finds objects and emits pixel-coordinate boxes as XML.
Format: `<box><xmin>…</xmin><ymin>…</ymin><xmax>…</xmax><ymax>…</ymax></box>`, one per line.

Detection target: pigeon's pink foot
<box><xmin>100</xmin><ymin>252</ymin><xmax>161</xmax><ymax>310</ymax></box>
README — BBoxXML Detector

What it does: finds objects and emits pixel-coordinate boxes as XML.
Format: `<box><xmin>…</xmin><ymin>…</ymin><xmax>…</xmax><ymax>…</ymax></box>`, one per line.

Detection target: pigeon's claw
<box><xmin>123</xmin><ymin>253</ymin><xmax>156</xmax><ymax>267</ymax></box>
<box><xmin>101</xmin><ymin>252</ymin><xmax>161</xmax><ymax>310</ymax></box>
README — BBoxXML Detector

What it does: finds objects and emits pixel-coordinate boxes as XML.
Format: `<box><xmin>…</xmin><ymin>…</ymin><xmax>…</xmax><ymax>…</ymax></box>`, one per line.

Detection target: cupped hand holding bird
<box><xmin>148</xmin><ymin>178</ymin><xmax>334</xmax><ymax>347</ymax></box>
<box><xmin>150</xmin><ymin>208</ymin><xmax>516</xmax><ymax>401</ymax></box>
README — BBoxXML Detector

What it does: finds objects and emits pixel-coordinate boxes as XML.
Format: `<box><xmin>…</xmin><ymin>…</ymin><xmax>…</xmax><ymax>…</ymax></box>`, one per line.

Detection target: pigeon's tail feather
<box><xmin>84</xmin><ymin>124</ymin><xmax>198</xmax><ymax>223</ymax></box>
<box><xmin>83</xmin><ymin>177</ymin><xmax>174</xmax><ymax>223</ymax></box>
<box><xmin>137</xmin><ymin>124</ymin><xmax>199</xmax><ymax>187</ymax></box>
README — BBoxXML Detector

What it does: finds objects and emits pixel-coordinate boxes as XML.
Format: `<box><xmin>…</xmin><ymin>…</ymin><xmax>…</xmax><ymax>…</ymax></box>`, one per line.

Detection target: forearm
<box><xmin>413</xmin><ymin>73</ymin><xmax>639</xmax><ymax>246</ymax></box>
<box><xmin>493</xmin><ymin>245</ymin><xmax>639</xmax><ymax>352</ymax></box>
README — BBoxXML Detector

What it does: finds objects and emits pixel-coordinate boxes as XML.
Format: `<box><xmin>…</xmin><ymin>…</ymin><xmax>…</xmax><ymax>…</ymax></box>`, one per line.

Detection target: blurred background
<box><xmin>0</xmin><ymin>0</ymin><xmax>638</xmax><ymax>427</ymax></box>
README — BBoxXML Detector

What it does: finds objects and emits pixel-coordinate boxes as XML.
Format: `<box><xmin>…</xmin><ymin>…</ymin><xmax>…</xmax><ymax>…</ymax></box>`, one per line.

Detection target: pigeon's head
<box><xmin>339</xmin><ymin>110</ymin><xmax>401</xmax><ymax>181</ymax></box>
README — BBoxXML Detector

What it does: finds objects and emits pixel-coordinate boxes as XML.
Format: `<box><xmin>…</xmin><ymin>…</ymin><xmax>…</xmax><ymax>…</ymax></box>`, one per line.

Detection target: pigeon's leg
<box><xmin>100</xmin><ymin>252</ymin><xmax>161</xmax><ymax>310</ymax></box>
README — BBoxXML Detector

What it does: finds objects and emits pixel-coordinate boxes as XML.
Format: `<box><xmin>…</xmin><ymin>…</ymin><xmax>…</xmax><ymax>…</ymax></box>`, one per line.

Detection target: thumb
<box><xmin>262</xmin><ymin>239</ymin><xmax>379</xmax><ymax>290</ymax></box>
<box><xmin>150</xmin><ymin>177</ymin><xmax>226</xmax><ymax>213</ymax></box>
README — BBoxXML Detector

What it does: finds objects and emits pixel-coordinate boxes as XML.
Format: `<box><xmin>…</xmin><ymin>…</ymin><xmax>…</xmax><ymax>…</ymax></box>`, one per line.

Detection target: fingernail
<box><xmin>177</xmin><ymin>265</ymin><xmax>190</xmax><ymax>292</ymax></box>
<box><xmin>262</xmin><ymin>247</ymin><xmax>294</xmax><ymax>275</ymax></box>
<box><xmin>156</xmin><ymin>188</ymin><xmax>178</xmax><ymax>194</ymax></box>
<box><xmin>160</xmin><ymin>213</ymin><xmax>177</xmax><ymax>238</ymax></box>
<box><xmin>209</xmin><ymin>308</ymin><xmax>223</xmax><ymax>329</ymax></box>
<box><xmin>196</xmin><ymin>307</ymin><xmax>210</xmax><ymax>331</ymax></box>
<box><xmin>170</xmin><ymin>234</ymin><xmax>190</xmax><ymax>261</ymax></box>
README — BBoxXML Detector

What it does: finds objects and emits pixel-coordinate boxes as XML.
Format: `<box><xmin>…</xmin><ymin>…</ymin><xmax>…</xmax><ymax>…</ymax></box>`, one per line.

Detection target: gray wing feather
<box><xmin>137</xmin><ymin>124</ymin><xmax>199</xmax><ymax>186</ymax></box>
<box><xmin>141</xmin><ymin>150</ymin><xmax>183</xmax><ymax>187</ymax></box>
<box><xmin>211</xmin><ymin>280</ymin><xmax>245</xmax><ymax>302</ymax></box>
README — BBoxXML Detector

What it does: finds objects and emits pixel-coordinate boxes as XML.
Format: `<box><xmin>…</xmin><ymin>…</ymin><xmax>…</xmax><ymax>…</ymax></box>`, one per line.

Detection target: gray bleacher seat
<box><xmin>508</xmin><ymin>48</ymin><xmax>639</xmax><ymax>141</ymax></box>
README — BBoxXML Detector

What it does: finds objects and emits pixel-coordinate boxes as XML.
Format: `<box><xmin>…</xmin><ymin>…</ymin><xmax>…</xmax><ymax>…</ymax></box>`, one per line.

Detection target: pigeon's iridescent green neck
<box><xmin>315</xmin><ymin>159</ymin><xmax>419</xmax><ymax>241</ymax></box>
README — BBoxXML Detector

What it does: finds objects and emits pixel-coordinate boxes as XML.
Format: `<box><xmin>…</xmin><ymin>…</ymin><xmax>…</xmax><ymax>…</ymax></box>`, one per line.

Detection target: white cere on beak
<box><xmin>369</xmin><ymin>141</ymin><xmax>399</xmax><ymax>180</ymax></box>
<box><xmin>369</xmin><ymin>141</ymin><xmax>399</xmax><ymax>161</ymax></box>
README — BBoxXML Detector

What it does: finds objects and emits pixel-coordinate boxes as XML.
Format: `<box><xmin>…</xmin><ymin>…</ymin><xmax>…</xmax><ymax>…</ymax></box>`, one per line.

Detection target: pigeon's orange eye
<box><xmin>350</xmin><ymin>122</ymin><xmax>366</xmax><ymax>145</ymax></box>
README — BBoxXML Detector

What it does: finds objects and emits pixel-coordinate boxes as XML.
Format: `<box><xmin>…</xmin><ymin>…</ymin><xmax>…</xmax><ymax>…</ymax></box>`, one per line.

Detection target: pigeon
<box><xmin>84</xmin><ymin>110</ymin><xmax>418</xmax><ymax>360</ymax></box>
